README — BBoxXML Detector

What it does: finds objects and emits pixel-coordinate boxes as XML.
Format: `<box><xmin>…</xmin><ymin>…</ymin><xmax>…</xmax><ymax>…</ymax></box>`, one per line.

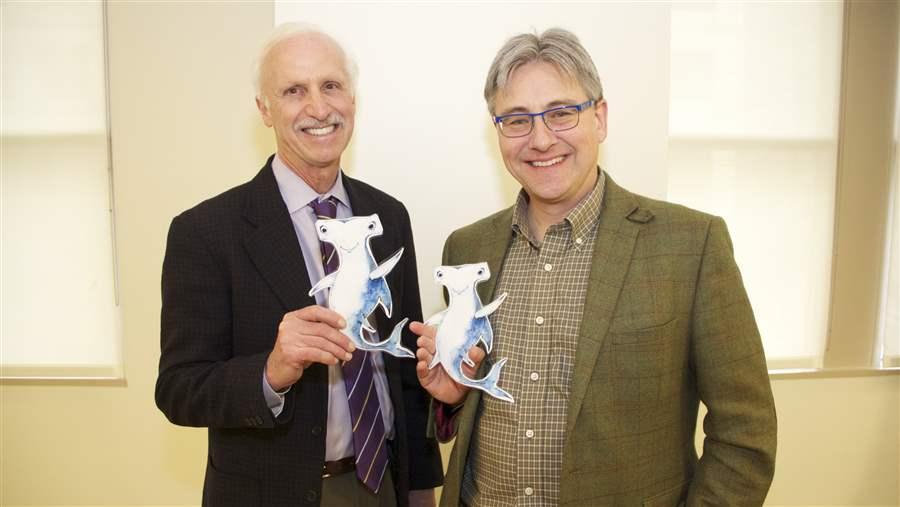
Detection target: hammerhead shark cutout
<box><xmin>425</xmin><ymin>262</ymin><xmax>514</xmax><ymax>403</ymax></box>
<box><xmin>308</xmin><ymin>213</ymin><xmax>414</xmax><ymax>358</ymax></box>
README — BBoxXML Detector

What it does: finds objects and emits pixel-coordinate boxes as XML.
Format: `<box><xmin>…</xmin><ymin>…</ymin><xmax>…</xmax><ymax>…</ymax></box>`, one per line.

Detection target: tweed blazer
<box><xmin>439</xmin><ymin>176</ymin><xmax>776</xmax><ymax>506</ymax></box>
<box><xmin>156</xmin><ymin>157</ymin><xmax>443</xmax><ymax>506</ymax></box>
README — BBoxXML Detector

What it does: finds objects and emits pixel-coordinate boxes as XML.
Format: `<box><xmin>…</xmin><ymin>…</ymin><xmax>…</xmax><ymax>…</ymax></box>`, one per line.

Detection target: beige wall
<box><xmin>1</xmin><ymin>2</ymin><xmax>898</xmax><ymax>506</ymax></box>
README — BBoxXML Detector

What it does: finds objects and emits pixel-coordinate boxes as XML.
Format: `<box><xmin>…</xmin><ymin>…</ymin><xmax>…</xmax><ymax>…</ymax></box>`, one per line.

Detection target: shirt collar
<box><xmin>271</xmin><ymin>154</ymin><xmax>351</xmax><ymax>214</ymax></box>
<box><xmin>511</xmin><ymin>167</ymin><xmax>606</xmax><ymax>245</ymax></box>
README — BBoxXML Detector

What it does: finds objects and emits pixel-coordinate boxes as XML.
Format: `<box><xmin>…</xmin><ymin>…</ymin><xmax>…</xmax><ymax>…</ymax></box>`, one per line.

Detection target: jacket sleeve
<box><xmin>687</xmin><ymin>216</ymin><xmax>777</xmax><ymax>505</ymax></box>
<box><xmin>395</xmin><ymin>204</ymin><xmax>445</xmax><ymax>489</ymax></box>
<box><xmin>155</xmin><ymin>212</ymin><xmax>283</xmax><ymax>430</ymax></box>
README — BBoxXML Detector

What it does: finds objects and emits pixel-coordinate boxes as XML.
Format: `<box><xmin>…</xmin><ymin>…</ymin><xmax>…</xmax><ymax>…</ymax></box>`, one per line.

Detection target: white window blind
<box><xmin>880</xmin><ymin>54</ymin><xmax>900</xmax><ymax>367</ymax></box>
<box><xmin>668</xmin><ymin>1</ymin><xmax>844</xmax><ymax>368</ymax></box>
<box><xmin>1</xmin><ymin>1</ymin><xmax>121</xmax><ymax>378</ymax></box>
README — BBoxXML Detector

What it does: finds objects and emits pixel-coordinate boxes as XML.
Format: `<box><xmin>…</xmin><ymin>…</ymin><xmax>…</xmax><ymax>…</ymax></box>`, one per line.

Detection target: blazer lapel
<box><xmin>476</xmin><ymin>209</ymin><xmax>514</xmax><ymax>303</ymax></box>
<box><xmin>242</xmin><ymin>159</ymin><xmax>316</xmax><ymax>312</ymax></box>
<box><xmin>447</xmin><ymin>207</ymin><xmax>513</xmax><ymax>470</ymax></box>
<box><xmin>566</xmin><ymin>177</ymin><xmax>643</xmax><ymax>434</ymax></box>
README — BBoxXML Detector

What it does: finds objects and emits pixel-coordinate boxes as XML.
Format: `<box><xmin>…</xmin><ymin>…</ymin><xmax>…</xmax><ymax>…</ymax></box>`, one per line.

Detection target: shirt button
<box><xmin>535</xmin><ymin>316</ymin><xmax>545</xmax><ymax>325</ymax></box>
<box><xmin>525</xmin><ymin>487</ymin><xmax>534</xmax><ymax>496</ymax></box>
<box><xmin>525</xmin><ymin>429</ymin><xmax>534</xmax><ymax>438</ymax></box>
<box><xmin>530</xmin><ymin>372</ymin><xmax>540</xmax><ymax>381</ymax></box>
<box><xmin>543</xmin><ymin>263</ymin><xmax>553</xmax><ymax>272</ymax></box>
<box><xmin>575</xmin><ymin>237</ymin><xmax>584</xmax><ymax>245</ymax></box>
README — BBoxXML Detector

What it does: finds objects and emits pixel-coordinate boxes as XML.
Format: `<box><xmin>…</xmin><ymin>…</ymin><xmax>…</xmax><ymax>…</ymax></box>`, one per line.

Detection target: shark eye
<box><xmin>477</xmin><ymin>268</ymin><xmax>485</xmax><ymax>276</ymax></box>
<box><xmin>436</xmin><ymin>271</ymin><xmax>443</xmax><ymax>279</ymax></box>
<box><xmin>319</xmin><ymin>225</ymin><xmax>328</xmax><ymax>234</ymax></box>
<box><xmin>367</xmin><ymin>221</ymin><xmax>376</xmax><ymax>231</ymax></box>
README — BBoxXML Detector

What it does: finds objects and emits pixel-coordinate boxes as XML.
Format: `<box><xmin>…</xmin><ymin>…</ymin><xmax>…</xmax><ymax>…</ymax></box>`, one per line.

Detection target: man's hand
<box><xmin>265</xmin><ymin>305</ymin><xmax>354</xmax><ymax>391</ymax></box>
<box><xmin>411</xmin><ymin>321</ymin><xmax>485</xmax><ymax>405</ymax></box>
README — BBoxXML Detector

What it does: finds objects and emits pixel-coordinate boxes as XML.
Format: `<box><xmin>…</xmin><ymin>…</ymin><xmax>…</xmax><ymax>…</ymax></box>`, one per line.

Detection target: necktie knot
<box><xmin>310</xmin><ymin>196</ymin><xmax>338</xmax><ymax>220</ymax></box>
<box><xmin>310</xmin><ymin>197</ymin><xmax>339</xmax><ymax>275</ymax></box>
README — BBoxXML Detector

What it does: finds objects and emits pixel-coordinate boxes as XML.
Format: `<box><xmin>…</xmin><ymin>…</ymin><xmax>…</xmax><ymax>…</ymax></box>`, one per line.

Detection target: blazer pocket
<box><xmin>610</xmin><ymin>317</ymin><xmax>677</xmax><ymax>344</ymax></box>
<box><xmin>203</xmin><ymin>459</ymin><xmax>260</xmax><ymax>507</ymax></box>
<box><xmin>642</xmin><ymin>481</ymin><xmax>687</xmax><ymax>507</ymax></box>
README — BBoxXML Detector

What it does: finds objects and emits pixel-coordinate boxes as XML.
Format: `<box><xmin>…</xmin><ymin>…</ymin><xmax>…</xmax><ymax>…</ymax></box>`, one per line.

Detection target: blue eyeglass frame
<box><xmin>493</xmin><ymin>99</ymin><xmax>596</xmax><ymax>136</ymax></box>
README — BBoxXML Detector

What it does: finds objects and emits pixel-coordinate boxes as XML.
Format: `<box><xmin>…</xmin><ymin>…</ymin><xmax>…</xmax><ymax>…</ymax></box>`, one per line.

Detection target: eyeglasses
<box><xmin>493</xmin><ymin>99</ymin><xmax>596</xmax><ymax>138</ymax></box>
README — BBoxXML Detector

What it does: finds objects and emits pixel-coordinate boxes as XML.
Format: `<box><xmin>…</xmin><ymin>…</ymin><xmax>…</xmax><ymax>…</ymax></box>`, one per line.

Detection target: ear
<box><xmin>593</xmin><ymin>99</ymin><xmax>608</xmax><ymax>143</ymax></box>
<box><xmin>256</xmin><ymin>95</ymin><xmax>274</xmax><ymax>128</ymax></box>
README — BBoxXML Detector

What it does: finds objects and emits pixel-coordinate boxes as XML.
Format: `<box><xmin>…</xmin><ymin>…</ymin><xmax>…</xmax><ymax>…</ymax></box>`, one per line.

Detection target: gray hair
<box><xmin>484</xmin><ymin>28</ymin><xmax>603</xmax><ymax>114</ymax></box>
<box><xmin>253</xmin><ymin>23</ymin><xmax>359</xmax><ymax>101</ymax></box>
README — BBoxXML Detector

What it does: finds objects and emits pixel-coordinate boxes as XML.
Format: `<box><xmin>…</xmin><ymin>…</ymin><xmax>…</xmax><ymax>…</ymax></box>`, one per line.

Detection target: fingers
<box><xmin>295</xmin><ymin>334</ymin><xmax>354</xmax><ymax>363</ymax></box>
<box><xmin>409</xmin><ymin>321</ymin><xmax>436</xmax><ymax>339</ymax></box>
<box><xmin>461</xmin><ymin>346</ymin><xmax>486</xmax><ymax>378</ymax></box>
<box><xmin>468</xmin><ymin>345</ymin><xmax>486</xmax><ymax>364</ymax></box>
<box><xmin>415</xmin><ymin>358</ymin><xmax>438</xmax><ymax>383</ymax></box>
<box><xmin>415</xmin><ymin>343</ymin><xmax>435</xmax><ymax>380</ymax></box>
<box><xmin>273</xmin><ymin>305</ymin><xmax>358</xmax><ymax>371</ymax></box>
<box><xmin>282</xmin><ymin>306</ymin><xmax>355</xmax><ymax>352</ymax></box>
<box><xmin>413</xmin><ymin>321</ymin><xmax>438</xmax><ymax>383</ymax></box>
<box><xmin>289</xmin><ymin>305</ymin><xmax>347</xmax><ymax>331</ymax></box>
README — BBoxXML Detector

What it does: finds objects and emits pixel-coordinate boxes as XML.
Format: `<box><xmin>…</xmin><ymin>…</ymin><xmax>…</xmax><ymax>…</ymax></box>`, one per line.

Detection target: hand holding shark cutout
<box><xmin>425</xmin><ymin>262</ymin><xmax>514</xmax><ymax>403</ymax></box>
<box><xmin>308</xmin><ymin>214</ymin><xmax>415</xmax><ymax>358</ymax></box>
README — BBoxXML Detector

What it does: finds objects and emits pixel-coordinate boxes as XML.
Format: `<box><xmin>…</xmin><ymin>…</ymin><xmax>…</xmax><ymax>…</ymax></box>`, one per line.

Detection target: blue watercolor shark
<box><xmin>308</xmin><ymin>214</ymin><xmax>415</xmax><ymax>358</ymax></box>
<box><xmin>425</xmin><ymin>262</ymin><xmax>514</xmax><ymax>403</ymax></box>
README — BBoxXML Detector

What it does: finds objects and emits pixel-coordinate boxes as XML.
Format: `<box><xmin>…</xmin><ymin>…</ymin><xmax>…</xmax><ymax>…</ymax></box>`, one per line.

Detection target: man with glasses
<box><xmin>412</xmin><ymin>28</ymin><xmax>777</xmax><ymax>506</ymax></box>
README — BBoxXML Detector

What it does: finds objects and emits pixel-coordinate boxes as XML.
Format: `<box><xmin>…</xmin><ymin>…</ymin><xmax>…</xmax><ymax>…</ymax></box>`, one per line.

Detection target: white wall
<box><xmin>275</xmin><ymin>2</ymin><xmax>671</xmax><ymax>318</ymax></box>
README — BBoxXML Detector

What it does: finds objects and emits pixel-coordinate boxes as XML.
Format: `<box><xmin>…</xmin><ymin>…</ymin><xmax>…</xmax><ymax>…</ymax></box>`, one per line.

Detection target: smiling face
<box><xmin>256</xmin><ymin>32</ymin><xmax>355</xmax><ymax>191</ymax></box>
<box><xmin>493</xmin><ymin>61</ymin><xmax>607</xmax><ymax>214</ymax></box>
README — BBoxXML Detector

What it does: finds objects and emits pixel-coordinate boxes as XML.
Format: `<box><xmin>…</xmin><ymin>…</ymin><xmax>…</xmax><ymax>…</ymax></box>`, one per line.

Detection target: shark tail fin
<box><xmin>466</xmin><ymin>357</ymin><xmax>514</xmax><ymax>403</ymax></box>
<box><xmin>371</xmin><ymin>317</ymin><xmax>415</xmax><ymax>359</ymax></box>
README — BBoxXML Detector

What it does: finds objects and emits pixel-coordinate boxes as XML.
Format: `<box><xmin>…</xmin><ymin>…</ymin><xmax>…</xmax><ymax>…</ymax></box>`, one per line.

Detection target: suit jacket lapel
<box><xmin>566</xmin><ymin>177</ymin><xmax>642</xmax><ymax>434</ymax></box>
<box><xmin>242</xmin><ymin>159</ymin><xmax>316</xmax><ymax>312</ymax></box>
<box><xmin>475</xmin><ymin>209</ymin><xmax>514</xmax><ymax>303</ymax></box>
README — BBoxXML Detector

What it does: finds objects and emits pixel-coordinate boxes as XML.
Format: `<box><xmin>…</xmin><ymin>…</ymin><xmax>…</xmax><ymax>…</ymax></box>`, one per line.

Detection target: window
<box><xmin>668</xmin><ymin>1</ymin><xmax>844</xmax><ymax>368</ymax></box>
<box><xmin>1</xmin><ymin>1</ymin><xmax>121</xmax><ymax>379</ymax></box>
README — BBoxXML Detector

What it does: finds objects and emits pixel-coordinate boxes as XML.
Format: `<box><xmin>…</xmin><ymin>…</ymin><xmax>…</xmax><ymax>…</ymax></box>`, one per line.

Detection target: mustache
<box><xmin>294</xmin><ymin>113</ymin><xmax>344</xmax><ymax>131</ymax></box>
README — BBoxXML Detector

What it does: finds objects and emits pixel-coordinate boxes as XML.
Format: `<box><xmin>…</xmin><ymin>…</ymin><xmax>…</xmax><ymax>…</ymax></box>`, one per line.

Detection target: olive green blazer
<box><xmin>438</xmin><ymin>176</ymin><xmax>776</xmax><ymax>506</ymax></box>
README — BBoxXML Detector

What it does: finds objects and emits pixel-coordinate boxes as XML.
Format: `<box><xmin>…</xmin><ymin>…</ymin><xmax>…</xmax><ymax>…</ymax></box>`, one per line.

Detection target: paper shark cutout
<box><xmin>425</xmin><ymin>262</ymin><xmax>514</xmax><ymax>403</ymax></box>
<box><xmin>308</xmin><ymin>213</ymin><xmax>415</xmax><ymax>358</ymax></box>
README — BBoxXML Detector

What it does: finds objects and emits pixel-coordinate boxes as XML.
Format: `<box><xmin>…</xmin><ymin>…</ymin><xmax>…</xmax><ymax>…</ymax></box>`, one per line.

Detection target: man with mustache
<box><xmin>413</xmin><ymin>28</ymin><xmax>777</xmax><ymax>506</ymax></box>
<box><xmin>156</xmin><ymin>24</ymin><xmax>442</xmax><ymax>507</ymax></box>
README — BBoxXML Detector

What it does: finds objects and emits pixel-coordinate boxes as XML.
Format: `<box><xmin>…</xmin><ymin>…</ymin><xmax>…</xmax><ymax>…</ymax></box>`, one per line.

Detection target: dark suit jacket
<box><xmin>439</xmin><ymin>176</ymin><xmax>777</xmax><ymax>506</ymax></box>
<box><xmin>155</xmin><ymin>157</ymin><xmax>443</xmax><ymax>507</ymax></box>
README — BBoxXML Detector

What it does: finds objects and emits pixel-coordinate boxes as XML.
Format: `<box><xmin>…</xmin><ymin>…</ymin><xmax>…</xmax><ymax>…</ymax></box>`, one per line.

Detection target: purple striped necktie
<box><xmin>309</xmin><ymin>197</ymin><xmax>389</xmax><ymax>493</ymax></box>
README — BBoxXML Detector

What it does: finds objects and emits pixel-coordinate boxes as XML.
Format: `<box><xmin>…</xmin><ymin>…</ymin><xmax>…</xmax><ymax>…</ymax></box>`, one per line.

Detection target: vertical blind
<box><xmin>667</xmin><ymin>1</ymin><xmax>844</xmax><ymax>368</ymax></box>
<box><xmin>1</xmin><ymin>1</ymin><xmax>121</xmax><ymax>378</ymax></box>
